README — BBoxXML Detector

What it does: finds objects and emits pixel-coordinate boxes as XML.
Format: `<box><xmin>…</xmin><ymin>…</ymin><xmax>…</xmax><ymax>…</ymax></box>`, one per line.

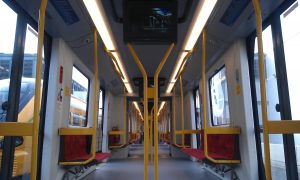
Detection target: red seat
<box><xmin>63</xmin><ymin>135</ymin><xmax>90</xmax><ymax>161</ymax></box>
<box><xmin>182</xmin><ymin>148</ymin><xmax>205</xmax><ymax>160</ymax></box>
<box><xmin>62</xmin><ymin>135</ymin><xmax>111</xmax><ymax>163</ymax></box>
<box><xmin>181</xmin><ymin>133</ymin><xmax>239</xmax><ymax>161</ymax></box>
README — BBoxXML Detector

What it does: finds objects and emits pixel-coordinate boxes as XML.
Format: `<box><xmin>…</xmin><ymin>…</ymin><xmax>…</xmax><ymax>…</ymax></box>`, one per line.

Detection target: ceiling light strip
<box><xmin>166</xmin><ymin>0</ymin><xmax>217</xmax><ymax>94</ymax></box>
<box><xmin>83</xmin><ymin>0</ymin><xmax>133</xmax><ymax>93</ymax></box>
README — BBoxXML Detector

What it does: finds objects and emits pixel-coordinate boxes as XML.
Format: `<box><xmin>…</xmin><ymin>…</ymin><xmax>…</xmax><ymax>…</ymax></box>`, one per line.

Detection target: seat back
<box><xmin>207</xmin><ymin>134</ymin><xmax>239</xmax><ymax>160</ymax></box>
<box><xmin>62</xmin><ymin>135</ymin><xmax>90</xmax><ymax>161</ymax></box>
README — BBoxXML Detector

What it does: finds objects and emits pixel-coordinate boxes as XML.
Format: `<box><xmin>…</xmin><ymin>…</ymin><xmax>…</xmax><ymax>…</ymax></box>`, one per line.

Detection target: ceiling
<box><xmin>16</xmin><ymin>0</ymin><xmax>285</xmax><ymax>95</ymax></box>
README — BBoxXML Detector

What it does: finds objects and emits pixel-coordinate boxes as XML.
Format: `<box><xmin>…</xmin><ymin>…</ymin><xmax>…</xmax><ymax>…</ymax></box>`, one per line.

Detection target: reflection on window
<box><xmin>261</xmin><ymin>134</ymin><xmax>287</xmax><ymax>180</ymax></box>
<box><xmin>254</xmin><ymin>26</ymin><xmax>281</xmax><ymax>125</ymax></box>
<box><xmin>195</xmin><ymin>89</ymin><xmax>201</xmax><ymax>130</ymax></box>
<box><xmin>97</xmin><ymin>89</ymin><xmax>104</xmax><ymax>151</ymax></box>
<box><xmin>69</xmin><ymin>67</ymin><xmax>89</xmax><ymax>127</ymax></box>
<box><xmin>18</xmin><ymin>25</ymin><xmax>44</xmax><ymax>123</ymax></box>
<box><xmin>209</xmin><ymin>66</ymin><xmax>230</xmax><ymax>126</ymax></box>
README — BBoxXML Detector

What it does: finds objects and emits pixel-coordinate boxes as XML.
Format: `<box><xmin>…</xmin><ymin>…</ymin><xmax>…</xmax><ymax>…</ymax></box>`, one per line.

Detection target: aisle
<box><xmin>83</xmin><ymin>144</ymin><xmax>219</xmax><ymax>180</ymax></box>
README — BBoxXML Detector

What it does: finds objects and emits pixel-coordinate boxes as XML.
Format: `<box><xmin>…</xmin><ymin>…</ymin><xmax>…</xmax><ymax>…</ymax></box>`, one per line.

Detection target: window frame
<box><xmin>70</xmin><ymin>65</ymin><xmax>90</xmax><ymax>127</ymax></box>
<box><xmin>208</xmin><ymin>65</ymin><xmax>230</xmax><ymax>126</ymax></box>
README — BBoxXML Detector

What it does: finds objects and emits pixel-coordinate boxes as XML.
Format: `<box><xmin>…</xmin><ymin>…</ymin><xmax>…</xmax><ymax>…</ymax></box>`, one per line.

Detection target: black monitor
<box><xmin>124</xmin><ymin>0</ymin><xmax>177</xmax><ymax>44</ymax></box>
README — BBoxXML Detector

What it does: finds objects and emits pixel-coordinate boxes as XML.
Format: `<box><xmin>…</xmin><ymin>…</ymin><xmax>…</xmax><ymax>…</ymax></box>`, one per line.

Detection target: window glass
<box><xmin>254</xmin><ymin>26</ymin><xmax>281</xmax><ymax>126</ymax></box>
<box><xmin>261</xmin><ymin>134</ymin><xmax>287</xmax><ymax>180</ymax></box>
<box><xmin>195</xmin><ymin>89</ymin><xmax>201</xmax><ymax>129</ymax></box>
<box><xmin>0</xmin><ymin>0</ymin><xmax>17</xmax><ymax>117</ymax></box>
<box><xmin>294</xmin><ymin>134</ymin><xmax>300</xmax><ymax>179</ymax></box>
<box><xmin>97</xmin><ymin>89</ymin><xmax>104</xmax><ymax>151</ymax></box>
<box><xmin>69</xmin><ymin>67</ymin><xmax>89</xmax><ymax>127</ymax></box>
<box><xmin>209</xmin><ymin>66</ymin><xmax>230</xmax><ymax>126</ymax></box>
<box><xmin>280</xmin><ymin>1</ymin><xmax>300</xmax><ymax>120</ymax></box>
<box><xmin>18</xmin><ymin>25</ymin><xmax>45</xmax><ymax>123</ymax></box>
<box><xmin>0</xmin><ymin>0</ymin><xmax>17</xmax><ymax>81</ymax></box>
<box><xmin>281</xmin><ymin>4</ymin><xmax>300</xmax><ymax>177</ymax></box>
<box><xmin>0</xmin><ymin>1</ymin><xmax>17</xmax><ymax>174</ymax></box>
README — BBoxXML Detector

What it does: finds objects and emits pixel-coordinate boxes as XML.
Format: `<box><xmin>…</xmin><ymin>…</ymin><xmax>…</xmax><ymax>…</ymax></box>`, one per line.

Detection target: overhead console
<box><xmin>123</xmin><ymin>0</ymin><xmax>178</xmax><ymax>44</ymax></box>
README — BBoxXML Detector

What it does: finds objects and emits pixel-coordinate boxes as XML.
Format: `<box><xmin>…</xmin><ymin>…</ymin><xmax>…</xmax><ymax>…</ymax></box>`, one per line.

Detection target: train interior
<box><xmin>0</xmin><ymin>0</ymin><xmax>300</xmax><ymax>179</ymax></box>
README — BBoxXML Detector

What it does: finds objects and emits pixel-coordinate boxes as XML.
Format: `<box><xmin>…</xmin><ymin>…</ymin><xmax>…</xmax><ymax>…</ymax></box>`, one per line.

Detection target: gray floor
<box><xmin>84</xmin><ymin>144</ymin><xmax>220</xmax><ymax>180</ymax></box>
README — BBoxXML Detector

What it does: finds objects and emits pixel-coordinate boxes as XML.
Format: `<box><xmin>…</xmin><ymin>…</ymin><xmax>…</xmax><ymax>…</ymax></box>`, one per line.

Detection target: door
<box><xmin>0</xmin><ymin>1</ymin><xmax>50</xmax><ymax>179</ymax></box>
<box><xmin>248</xmin><ymin>1</ymin><xmax>300</xmax><ymax>179</ymax></box>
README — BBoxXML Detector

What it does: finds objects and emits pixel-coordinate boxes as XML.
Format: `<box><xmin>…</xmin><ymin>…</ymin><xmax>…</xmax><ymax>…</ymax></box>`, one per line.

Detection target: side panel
<box><xmin>204</xmin><ymin>40</ymin><xmax>258</xmax><ymax>180</ymax></box>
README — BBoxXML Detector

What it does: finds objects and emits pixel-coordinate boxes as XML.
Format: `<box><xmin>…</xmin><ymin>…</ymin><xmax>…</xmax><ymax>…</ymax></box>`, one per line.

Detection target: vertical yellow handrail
<box><xmin>91</xmin><ymin>27</ymin><xmax>99</xmax><ymax>163</ymax></box>
<box><xmin>252</xmin><ymin>0</ymin><xmax>271</xmax><ymax>179</ymax></box>
<box><xmin>173</xmin><ymin>87</ymin><xmax>176</xmax><ymax>144</ymax></box>
<box><xmin>127</xmin><ymin>44</ymin><xmax>149</xmax><ymax>180</ymax></box>
<box><xmin>154</xmin><ymin>43</ymin><xmax>174</xmax><ymax>180</ymax></box>
<box><xmin>150</xmin><ymin>107</ymin><xmax>154</xmax><ymax>163</ymax></box>
<box><xmin>201</xmin><ymin>29</ymin><xmax>208</xmax><ymax>158</ymax></box>
<box><xmin>31</xmin><ymin>0</ymin><xmax>47</xmax><ymax>179</ymax></box>
<box><xmin>124</xmin><ymin>88</ymin><xmax>127</xmax><ymax>144</ymax></box>
<box><xmin>179</xmin><ymin>76</ymin><xmax>185</xmax><ymax>147</ymax></box>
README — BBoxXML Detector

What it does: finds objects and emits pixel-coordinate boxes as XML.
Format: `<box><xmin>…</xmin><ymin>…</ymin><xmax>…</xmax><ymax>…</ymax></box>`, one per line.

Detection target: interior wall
<box><xmin>203</xmin><ymin>39</ymin><xmax>258</xmax><ymax>180</ymax></box>
<box><xmin>41</xmin><ymin>38</ymin><xmax>97</xmax><ymax>180</ymax></box>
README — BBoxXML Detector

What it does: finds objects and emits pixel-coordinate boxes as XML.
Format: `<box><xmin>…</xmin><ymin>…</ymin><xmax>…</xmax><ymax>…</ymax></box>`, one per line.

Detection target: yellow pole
<box><xmin>124</xmin><ymin>88</ymin><xmax>127</xmax><ymax>144</ymax></box>
<box><xmin>127</xmin><ymin>44</ymin><xmax>149</xmax><ymax>180</ymax></box>
<box><xmin>91</xmin><ymin>27</ymin><xmax>99</xmax><ymax>163</ymax></box>
<box><xmin>173</xmin><ymin>87</ymin><xmax>176</xmax><ymax>144</ymax></box>
<box><xmin>179</xmin><ymin>76</ymin><xmax>185</xmax><ymax>147</ymax></box>
<box><xmin>31</xmin><ymin>0</ymin><xmax>47</xmax><ymax>179</ymax></box>
<box><xmin>201</xmin><ymin>29</ymin><xmax>208</xmax><ymax>158</ymax></box>
<box><xmin>154</xmin><ymin>44</ymin><xmax>174</xmax><ymax>180</ymax></box>
<box><xmin>252</xmin><ymin>0</ymin><xmax>271</xmax><ymax>179</ymax></box>
<box><xmin>150</xmin><ymin>108</ymin><xmax>154</xmax><ymax>163</ymax></box>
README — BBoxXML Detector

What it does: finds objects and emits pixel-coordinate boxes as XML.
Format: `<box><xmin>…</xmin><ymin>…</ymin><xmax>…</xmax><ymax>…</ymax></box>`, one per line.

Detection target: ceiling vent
<box><xmin>220</xmin><ymin>0</ymin><xmax>251</xmax><ymax>26</ymax></box>
<box><xmin>50</xmin><ymin>0</ymin><xmax>79</xmax><ymax>25</ymax></box>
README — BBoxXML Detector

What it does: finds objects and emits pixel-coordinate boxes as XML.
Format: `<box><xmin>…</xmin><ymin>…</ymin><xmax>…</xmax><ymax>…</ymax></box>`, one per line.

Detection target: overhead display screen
<box><xmin>124</xmin><ymin>0</ymin><xmax>177</xmax><ymax>44</ymax></box>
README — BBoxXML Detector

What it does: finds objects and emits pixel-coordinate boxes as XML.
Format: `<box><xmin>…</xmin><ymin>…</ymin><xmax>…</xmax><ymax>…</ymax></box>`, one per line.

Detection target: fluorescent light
<box><xmin>165</xmin><ymin>0</ymin><xmax>217</xmax><ymax>93</ymax></box>
<box><xmin>83</xmin><ymin>0</ymin><xmax>134</xmax><ymax>94</ymax></box>
<box><xmin>83</xmin><ymin>0</ymin><xmax>115</xmax><ymax>50</ymax></box>
<box><xmin>183</xmin><ymin>0</ymin><xmax>217</xmax><ymax>50</ymax></box>
<box><xmin>166</xmin><ymin>82</ymin><xmax>175</xmax><ymax>94</ymax></box>
<box><xmin>166</xmin><ymin>52</ymin><xmax>187</xmax><ymax>93</ymax></box>
<box><xmin>133</xmin><ymin>102</ymin><xmax>143</xmax><ymax>120</ymax></box>
<box><xmin>124</xmin><ymin>83</ymin><xmax>133</xmax><ymax>94</ymax></box>
<box><xmin>158</xmin><ymin>101</ymin><xmax>166</xmax><ymax>115</ymax></box>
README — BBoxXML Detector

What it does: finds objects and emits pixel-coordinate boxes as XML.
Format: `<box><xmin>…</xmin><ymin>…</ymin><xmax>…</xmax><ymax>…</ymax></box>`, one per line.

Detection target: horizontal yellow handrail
<box><xmin>175</xmin><ymin>130</ymin><xmax>202</xmax><ymax>134</ymax></box>
<box><xmin>108</xmin><ymin>131</ymin><xmax>127</xmax><ymax>135</ymax></box>
<box><xmin>206</xmin><ymin>127</ymin><xmax>241</xmax><ymax>135</ymax></box>
<box><xmin>109</xmin><ymin>144</ymin><xmax>127</xmax><ymax>149</ymax></box>
<box><xmin>268</xmin><ymin>120</ymin><xmax>300</xmax><ymax>134</ymax></box>
<box><xmin>0</xmin><ymin>122</ymin><xmax>33</xmax><ymax>136</ymax></box>
<box><xmin>206</xmin><ymin>156</ymin><xmax>241</xmax><ymax>164</ymax></box>
<box><xmin>59</xmin><ymin>157</ymin><xmax>94</xmax><ymax>166</ymax></box>
<box><xmin>58</xmin><ymin>128</ymin><xmax>94</xmax><ymax>135</ymax></box>
<box><xmin>172</xmin><ymin>143</ymin><xmax>189</xmax><ymax>148</ymax></box>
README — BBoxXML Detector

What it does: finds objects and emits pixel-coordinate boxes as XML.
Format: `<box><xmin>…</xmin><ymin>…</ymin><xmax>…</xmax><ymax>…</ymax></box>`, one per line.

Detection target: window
<box><xmin>209</xmin><ymin>66</ymin><xmax>230</xmax><ymax>126</ymax></box>
<box><xmin>69</xmin><ymin>67</ymin><xmax>89</xmax><ymax>127</ymax></box>
<box><xmin>97</xmin><ymin>88</ymin><xmax>104</xmax><ymax>151</ymax></box>
<box><xmin>247</xmin><ymin>1</ymin><xmax>300</xmax><ymax>179</ymax></box>
<box><xmin>280</xmin><ymin>1</ymin><xmax>300</xmax><ymax>178</ymax></box>
<box><xmin>194</xmin><ymin>88</ymin><xmax>201</xmax><ymax>148</ymax></box>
